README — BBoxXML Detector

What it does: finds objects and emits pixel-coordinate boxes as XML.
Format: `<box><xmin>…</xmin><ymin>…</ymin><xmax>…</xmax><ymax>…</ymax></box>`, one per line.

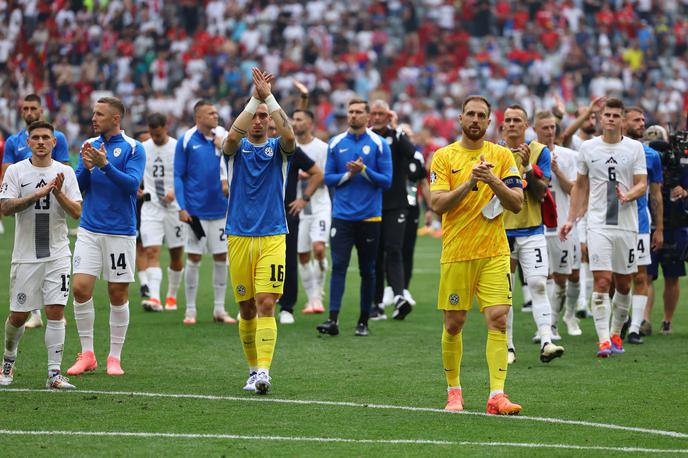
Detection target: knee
<box><xmin>72</xmin><ymin>283</ymin><xmax>91</xmax><ymax>303</ymax></box>
<box><xmin>594</xmin><ymin>276</ymin><xmax>611</xmax><ymax>291</ymax></box>
<box><xmin>255</xmin><ymin>295</ymin><xmax>277</xmax><ymax>316</ymax></box>
<box><xmin>528</xmin><ymin>276</ymin><xmax>547</xmax><ymax>295</ymax></box>
<box><xmin>108</xmin><ymin>285</ymin><xmax>129</xmax><ymax>305</ymax></box>
<box><xmin>239</xmin><ymin>300</ymin><xmax>256</xmax><ymax>320</ymax></box>
<box><xmin>490</xmin><ymin>312</ymin><xmax>508</xmax><ymax>332</ymax></box>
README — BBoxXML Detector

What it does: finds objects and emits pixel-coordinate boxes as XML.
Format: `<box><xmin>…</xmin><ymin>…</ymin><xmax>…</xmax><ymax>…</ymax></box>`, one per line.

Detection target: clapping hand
<box><xmin>252</xmin><ymin>67</ymin><xmax>274</xmax><ymax>101</ymax></box>
<box><xmin>51</xmin><ymin>172</ymin><xmax>65</xmax><ymax>195</ymax></box>
<box><xmin>82</xmin><ymin>142</ymin><xmax>108</xmax><ymax>168</ymax></box>
<box><xmin>346</xmin><ymin>157</ymin><xmax>365</xmax><ymax>176</ymax></box>
<box><xmin>471</xmin><ymin>154</ymin><xmax>495</xmax><ymax>185</ymax></box>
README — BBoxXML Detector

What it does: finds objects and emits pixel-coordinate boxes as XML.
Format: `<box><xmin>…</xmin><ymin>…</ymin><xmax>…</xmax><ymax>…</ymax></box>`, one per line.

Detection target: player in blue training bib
<box><xmin>222</xmin><ymin>68</ymin><xmax>296</xmax><ymax>395</ymax></box>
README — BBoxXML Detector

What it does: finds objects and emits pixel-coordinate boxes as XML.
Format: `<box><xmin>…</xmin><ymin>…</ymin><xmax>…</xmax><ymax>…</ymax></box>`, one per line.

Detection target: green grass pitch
<box><xmin>0</xmin><ymin>220</ymin><xmax>686</xmax><ymax>456</ymax></box>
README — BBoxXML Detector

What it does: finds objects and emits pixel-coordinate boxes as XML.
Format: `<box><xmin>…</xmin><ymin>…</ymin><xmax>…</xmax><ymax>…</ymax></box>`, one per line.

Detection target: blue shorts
<box><xmin>648</xmin><ymin>228</ymin><xmax>688</xmax><ymax>279</ymax></box>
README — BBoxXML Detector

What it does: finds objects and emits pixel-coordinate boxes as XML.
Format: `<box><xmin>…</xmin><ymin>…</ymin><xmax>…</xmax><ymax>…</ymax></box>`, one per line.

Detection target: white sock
<box><xmin>109</xmin><ymin>302</ymin><xmax>130</xmax><ymax>360</ymax></box>
<box><xmin>489</xmin><ymin>389</ymin><xmax>504</xmax><ymax>399</ymax></box>
<box><xmin>546</xmin><ymin>278</ymin><xmax>555</xmax><ymax>304</ymax></box>
<box><xmin>147</xmin><ymin>267</ymin><xmax>162</xmax><ymax>301</ymax></box>
<box><xmin>213</xmin><ymin>261</ymin><xmax>228</xmax><ymax>312</ymax></box>
<box><xmin>521</xmin><ymin>282</ymin><xmax>532</xmax><ymax>304</ymax></box>
<box><xmin>528</xmin><ymin>276</ymin><xmax>553</xmax><ymax>344</ymax></box>
<box><xmin>167</xmin><ymin>267</ymin><xmax>183</xmax><ymax>298</ymax></box>
<box><xmin>45</xmin><ymin>319</ymin><xmax>65</xmax><ymax>372</ymax></box>
<box><xmin>629</xmin><ymin>295</ymin><xmax>647</xmax><ymax>334</ymax></box>
<box><xmin>313</xmin><ymin>258</ymin><xmax>328</xmax><ymax>301</ymax></box>
<box><xmin>31</xmin><ymin>309</ymin><xmax>41</xmax><ymax>320</ymax></box>
<box><xmin>4</xmin><ymin>318</ymin><xmax>25</xmax><ymax>358</ymax></box>
<box><xmin>74</xmin><ymin>298</ymin><xmax>95</xmax><ymax>353</ymax></box>
<box><xmin>298</xmin><ymin>261</ymin><xmax>314</xmax><ymax>302</ymax></box>
<box><xmin>565</xmin><ymin>280</ymin><xmax>580</xmax><ymax>318</ymax></box>
<box><xmin>507</xmin><ymin>306</ymin><xmax>514</xmax><ymax>350</ymax></box>
<box><xmin>138</xmin><ymin>270</ymin><xmax>149</xmax><ymax>287</ymax></box>
<box><xmin>610</xmin><ymin>291</ymin><xmax>632</xmax><ymax>336</ymax></box>
<box><xmin>591</xmin><ymin>292</ymin><xmax>611</xmax><ymax>343</ymax></box>
<box><xmin>550</xmin><ymin>282</ymin><xmax>566</xmax><ymax>326</ymax></box>
<box><xmin>583</xmin><ymin>263</ymin><xmax>593</xmax><ymax>306</ymax></box>
<box><xmin>184</xmin><ymin>259</ymin><xmax>200</xmax><ymax>314</ymax></box>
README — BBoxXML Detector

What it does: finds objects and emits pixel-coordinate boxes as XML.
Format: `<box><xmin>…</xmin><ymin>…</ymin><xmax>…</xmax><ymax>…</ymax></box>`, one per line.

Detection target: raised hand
<box><xmin>513</xmin><ymin>143</ymin><xmax>531</xmax><ymax>167</ymax></box>
<box><xmin>293</xmin><ymin>79</ymin><xmax>309</xmax><ymax>97</ymax></box>
<box><xmin>589</xmin><ymin>96</ymin><xmax>607</xmax><ymax>114</ymax></box>
<box><xmin>51</xmin><ymin>172</ymin><xmax>65</xmax><ymax>194</ymax></box>
<box><xmin>252</xmin><ymin>67</ymin><xmax>274</xmax><ymax>100</ymax></box>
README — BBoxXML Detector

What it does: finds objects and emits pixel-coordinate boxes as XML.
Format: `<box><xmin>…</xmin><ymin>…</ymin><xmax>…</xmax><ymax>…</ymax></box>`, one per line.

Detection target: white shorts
<box><xmin>509</xmin><ymin>234</ymin><xmax>549</xmax><ymax>280</ymax></box>
<box><xmin>637</xmin><ymin>233</ymin><xmax>651</xmax><ymax>267</ymax></box>
<box><xmin>185</xmin><ymin>218</ymin><xmax>228</xmax><ymax>255</ymax></box>
<box><xmin>297</xmin><ymin>212</ymin><xmax>331</xmax><ymax>253</ymax></box>
<box><xmin>547</xmin><ymin>232</ymin><xmax>580</xmax><ymax>275</ymax></box>
<box><xmin>10</xmin><ymin>257</ymin><xmax>71</xmax><ymax>312</ymax></box>
<box><xmin>73</xmin><ymin>227</ymin><xmax>136</xmax><ymax>282</ymax></box>
<box><xmin>587</xmin><ymin>228</ymin><xmax>637</xmax><ymax>275</ymax></box>
<box><xmin>140</xmin><ymin>209</ymin><xmax>185</xmax><ymax>249</ymax></box>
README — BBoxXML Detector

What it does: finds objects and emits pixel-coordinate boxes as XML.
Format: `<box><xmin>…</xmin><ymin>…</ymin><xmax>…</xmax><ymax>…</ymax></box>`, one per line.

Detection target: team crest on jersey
<box><xmin>363</xmin><ymin>145</ymin><xmax>371</xmax><ymax>155</ymax></box>
<box><xmin>237</xmin><ymin>285</ymin><xmax>246</xmax><ymax>296</ymax></box>
<box><xmin>264</xmin><ymin>147</ymin><xmax>274</xmax><ymax>157</ymax></box>
<box><xmin>114</xmin><ymin>148</ymin><xmax>122</xmax><ymax>157</ymax></box>
<box><xmin>17</xmin><ymin>293</ymin><xmax>26</xmax><ymax>305</ymax></box>
<box><xmin>449</xmin><ymin>293</ymin><xmax>459</xmax><ymax>305</ymax></box>
<box><xmin>430</xmin><ymin>171</ymin><xmax>437</xmax><ymax>184</ymax></box>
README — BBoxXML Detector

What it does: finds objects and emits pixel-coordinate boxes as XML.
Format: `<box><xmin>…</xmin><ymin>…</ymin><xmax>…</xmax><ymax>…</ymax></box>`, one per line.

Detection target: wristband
<box><xmin>245</xmin><ymin>97</ymin><xmax>260</xmax><ymax>115</ymax></box>
<box><xmin>523</xmin><ymin>164</ymin><xmax>533</xmax><ymax>173</ymax></box>
<box><xmin>265</xmin><ymin>94</ymin><xmax>280</xmax><ymax>113</ymax></box>
<box><xmin>303</xmin><ymin>194</ymin><xmax>311</xmax><ymax>202</ymax></box>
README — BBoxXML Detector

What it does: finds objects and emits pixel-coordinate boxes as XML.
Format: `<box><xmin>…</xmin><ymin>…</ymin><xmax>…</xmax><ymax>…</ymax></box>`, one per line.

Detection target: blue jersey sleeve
<box><xmin>3</xmin><ymin>136</ymin><xmax>15</xmax><ymax>163</ymax></box>
<box><xmin>361</xmin><ymin>139</ymin><xmax>393</xmax><ymax>189</ymax></box>
<box><xmin>75</xmin><ymin>148</ymin><xmax>91</xmax><ymax>193</ymax></box>
<box><xmin>99</xmin><ymin>142</ymin><xmax>145</xmax><ymax>194</ymax></box>
<box><xmin>174</xmin><ymin>138</ymin><xmax>187</xmax><ymax>211</ymax></box>
<box><xmin>649</xmin><ymin>150</ymin><xmax>663</xmax><ymax>183</ymax></box>
<box><xmin>53</xmin><ymin>131</ymin><xmax>71</xmax><ymax>163</ymax></box>
<box><xmin>537</xmin><ymin>146</ymin><xmax>552</xmax><ymax>179</ymax></box>
<box><xmin>324</xmin><ymin>142</ymin><xmax>347</xmax><ymax>187</ymax></box>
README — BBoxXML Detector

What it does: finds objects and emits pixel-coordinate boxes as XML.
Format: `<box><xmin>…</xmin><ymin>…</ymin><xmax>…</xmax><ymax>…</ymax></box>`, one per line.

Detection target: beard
<box><xmin>626</xmin><ymin>127</ymin><xmax>643</xmax><ymax>140</ymax></box>
<box><xmin>462</xmin><ymin>124</ymin><xmax>486</xmax><ymax>141</ymax></box>
<box><xmin>581</xmin><ymin>125</ymin><xmax>596</xmax><ymax>135</ymax></box>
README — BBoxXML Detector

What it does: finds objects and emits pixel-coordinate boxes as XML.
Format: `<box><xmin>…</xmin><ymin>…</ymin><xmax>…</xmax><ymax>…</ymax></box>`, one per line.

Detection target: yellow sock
<box><xmin>255</xmin><ymin>316</ymin><xmax>277</xmax><ymax>370</ymax></box>
<box><xmin>441</xmin><ymin>328</ymin><xmax>462</xmax><ymax>388</ymax></box>
<box><xmin>238</xmin><ymin>316</ymin><xmax>257</xmax><ymax>369</ymax></box>
<box><xmin>486</xmin><ymin>329</ymin><xmax>508</xmax><ymax>392</ymax></box>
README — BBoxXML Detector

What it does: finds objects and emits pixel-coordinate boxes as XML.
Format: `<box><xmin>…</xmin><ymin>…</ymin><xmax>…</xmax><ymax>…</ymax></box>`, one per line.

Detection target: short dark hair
<box><xmin>348</xmin><ymin>98</ymin><xmax>370</xmax><ymax>112</ymax></box>
<box><xmin>462</xmin><ymin>95</ymin><xmax>491</xmax><ymax>116</ymax></box>
<box><xmin>194</xmin><ymin>99</ymin><xmax>213</xmax><ymax>115</ymax></box>
<box><xmin>27</xmin><ymin>120</ymin><xmax>54</xmax><ymax>135</ymax></box>
<box><xmin>147</xmin><ymin>112</ymin><xmax>167</xmax><ymax>129</ymax></box>
<box><xmin>604</xmin><ymin>97</ymin><xmax>625</xmax><ymax>112</ymax></box>
<box><xmin>625</xmin><ymin>106</ymin><xmax>644</xmax><ymax>116</ymax></box>
<box><xmin>505</xmin><ymin>104</ymin><xmax>528</xmax><ymax>119</ymax></box>
<box><xmin>97</xmin><ymin>96</ymin><xmax>125</xmax><ymax>117</ymax></box>
<box><xmin>24</xmin><ymin>94</ymin><xmax>42</xmax><ymax>104</ymax></box>
<box><xmin>292</xmin><ymin>109</ymin><xmax>314</xmax><ymax>121</ymax></box>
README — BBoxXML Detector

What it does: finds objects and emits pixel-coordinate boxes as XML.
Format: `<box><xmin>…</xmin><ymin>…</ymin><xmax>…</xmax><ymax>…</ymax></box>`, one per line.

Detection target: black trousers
<box><xmin>374</xmin><ymin>208</ymin><xmax>408</xmax><ymax>304</ymax></box>
<box><xmin>279</xmin><ymin>214</ymin><xmax>300</xmax><ymax>312</ymax></box>
<box><xmin>402</xmin><ymin>205</ymin><xmax>420</xmax><ymax>288</ymax></box>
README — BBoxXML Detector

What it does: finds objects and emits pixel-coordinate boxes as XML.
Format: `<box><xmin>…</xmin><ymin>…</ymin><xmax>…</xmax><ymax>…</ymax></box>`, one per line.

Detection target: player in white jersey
<box><xmin>0</xmin><ymin>121</ymin><xmax>82</xmax><ymax>389</ymax></box>
<box><xmin>534</xmin><ymin>112</ymin><xmax>583</xmax><ymax>337</ymax></box>
<box><xmin>560</xmin><ymin>98</ymin><xmax>647</xmax><ymax>358</ymax></box>
<box><xmin>291</xmin><ymin>109</ymin><xmax>331</xmax><ymax>313</ymax></box>
<box><xmin>139</xmin><ymin>113</ymin><xmax>185</xmax><ymax>312</ymax></box>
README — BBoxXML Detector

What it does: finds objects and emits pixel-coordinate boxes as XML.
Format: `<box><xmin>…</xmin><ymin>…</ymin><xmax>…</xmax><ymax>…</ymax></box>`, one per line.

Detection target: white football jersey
<box><xmin>142</xmin><ymin>137</ymin><xmax>179</xmax><ymax>211</ymax></box>
<box><xmin>546</xmin><ymin>145</ymin><xmax>578</xmax><ymax>235</ymax></box>
<box><xmin>0</xmin><ymin>159</ymin><xmax>82</xmax><ymax>263</ymax></box>
<box><xmin>297</xmin><ymin>137</ymin><xmax>331</xmax><ymax>216</ymax></box>
<box><xmin>577</xmin><ymin>136</ymin><xmax>646</xmax><ymax>232</ymax></box>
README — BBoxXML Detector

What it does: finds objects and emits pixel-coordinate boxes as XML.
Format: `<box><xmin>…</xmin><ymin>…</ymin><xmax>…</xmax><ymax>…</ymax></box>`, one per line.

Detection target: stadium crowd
<box><xmin>0</xmin><ymin>0</ymin><xmax>687</xmax><ymax>414</ymax></box>
<box><xmin>0</xmin><ymin>0</ymin><xmax>687</xmax><ymax>149</ymax></box>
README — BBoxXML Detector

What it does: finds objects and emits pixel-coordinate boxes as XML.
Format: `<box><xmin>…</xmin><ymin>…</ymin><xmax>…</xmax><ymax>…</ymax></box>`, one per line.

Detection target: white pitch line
<box><xmin>4</xmin><ymin>388</ymin><xmax>688</xmax><ymax>440</ymax></box>
<box><xmin>0</xmin><ymin>429</ymin><xmax>686</xmax><ymax>454</ymax></box>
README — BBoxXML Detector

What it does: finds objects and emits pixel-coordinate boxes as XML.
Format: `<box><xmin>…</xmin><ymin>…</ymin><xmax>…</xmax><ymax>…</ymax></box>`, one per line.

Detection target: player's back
<box><xmin>1</xmin><ymin>159</ymin><xmax>81</xmax><ymax>263</ymax></box>
<box><xmin>297</xmin><ymin>137</ymin><xmax>330</xmax><ymax>214</ymax></box>
<box><xmin>142</xmin><ymin>137</ymin><xmax>179</xmax><ymax>211</ymax></box>
<box><xmin>579</xmin><ymin>136</ymin><xmax>646</xmax><ymax>232</ymax></box>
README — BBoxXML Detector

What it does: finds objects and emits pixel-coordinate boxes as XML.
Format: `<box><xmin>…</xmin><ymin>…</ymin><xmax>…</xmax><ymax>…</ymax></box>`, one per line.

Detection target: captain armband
<box><xmin>503</xmin><ymin>176</ymin><xmax>523</xmax><ymax>188</ymax></box>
